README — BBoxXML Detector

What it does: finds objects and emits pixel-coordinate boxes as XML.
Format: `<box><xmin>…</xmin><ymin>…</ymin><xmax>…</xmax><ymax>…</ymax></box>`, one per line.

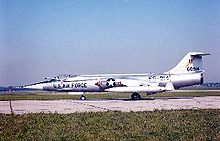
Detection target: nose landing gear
<box><xmin>80</xmin><ymin>95</ymin><xmax>86</xmax><ymax>100</ymax></box>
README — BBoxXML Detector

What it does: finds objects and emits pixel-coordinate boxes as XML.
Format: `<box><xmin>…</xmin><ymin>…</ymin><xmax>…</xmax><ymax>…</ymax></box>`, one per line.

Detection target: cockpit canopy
<box><xmin>45</xmin><ymin>74</ymin><xmax>78</xmax><ymax>81</ymax></box>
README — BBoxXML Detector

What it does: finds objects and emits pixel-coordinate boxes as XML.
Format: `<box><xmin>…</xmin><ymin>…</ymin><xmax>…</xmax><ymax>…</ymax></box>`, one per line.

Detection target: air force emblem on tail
<box><xmin>185</xmin><ymin>59</ymin><xmax>194</xmax><ymax>67</ymax></box>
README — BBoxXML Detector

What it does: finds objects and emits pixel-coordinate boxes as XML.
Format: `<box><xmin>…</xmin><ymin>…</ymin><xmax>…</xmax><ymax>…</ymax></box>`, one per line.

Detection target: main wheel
<box><xmin>131</xmin><ymin>92</ymin><xmax>141</xmax><ymax>100</ymax></box>
<box><xmin>80</xmin><ymin>95</ymin><xmax>86</xmax><ymax>100</ymax></box>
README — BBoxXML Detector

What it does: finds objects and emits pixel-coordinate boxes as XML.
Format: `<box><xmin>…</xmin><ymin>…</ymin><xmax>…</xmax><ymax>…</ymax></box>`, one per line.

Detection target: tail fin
<box><xmin>164</xmin><ymin>52</ymin><xmax>210</xmax><ymax>74</ymax></box>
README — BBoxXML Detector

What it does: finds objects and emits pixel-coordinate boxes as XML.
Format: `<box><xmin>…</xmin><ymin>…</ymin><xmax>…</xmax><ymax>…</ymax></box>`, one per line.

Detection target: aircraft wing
<box><xmin>105</xmin><ymin>82</ymin><xmax>174</xmax><ymax>93</ymax></box>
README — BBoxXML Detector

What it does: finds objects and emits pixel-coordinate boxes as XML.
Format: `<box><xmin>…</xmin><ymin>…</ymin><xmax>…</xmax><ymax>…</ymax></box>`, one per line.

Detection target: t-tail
<box><xmin>165</xmin><ymin>52</ymin><xmax>210</xmax><ymax>74</ymax></box>
<box><xmin>164</xmin><ymin>52</ymin><xmax>210</xmax><ymax>89</ymax></box>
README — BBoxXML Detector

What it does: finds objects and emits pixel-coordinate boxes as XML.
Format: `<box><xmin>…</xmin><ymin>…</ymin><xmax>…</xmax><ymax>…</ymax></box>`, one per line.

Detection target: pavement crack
<box><xmin>70</xmin><ymin>101</ymin><xmax>111</xmax><ymax>111</ymax></box>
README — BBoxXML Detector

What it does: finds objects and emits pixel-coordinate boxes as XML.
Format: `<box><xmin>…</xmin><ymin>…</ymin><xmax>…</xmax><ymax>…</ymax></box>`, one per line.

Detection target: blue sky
<box><xmin>0</xmin><ymin>0</ymin><xmax>220</xmax><ymax>86</ymax></box>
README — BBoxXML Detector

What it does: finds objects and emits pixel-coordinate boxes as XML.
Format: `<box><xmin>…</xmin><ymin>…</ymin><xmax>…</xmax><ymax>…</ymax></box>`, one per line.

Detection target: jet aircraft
<box><xmin>23</xmin><ymin>52</ymin><xmax>210</xmax><ymax>100</ymax></box>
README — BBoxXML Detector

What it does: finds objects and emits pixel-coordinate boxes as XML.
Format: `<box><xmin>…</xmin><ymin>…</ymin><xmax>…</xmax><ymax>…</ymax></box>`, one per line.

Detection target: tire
<box><xmin>131</xmin><ymin>92</ymin><xmax>141</xmax><ymax>100</ymax></box>
<box><xmin>80</xmin><ymin>95</ymin><xmax>86</xmax><ymax>100</ymax></box>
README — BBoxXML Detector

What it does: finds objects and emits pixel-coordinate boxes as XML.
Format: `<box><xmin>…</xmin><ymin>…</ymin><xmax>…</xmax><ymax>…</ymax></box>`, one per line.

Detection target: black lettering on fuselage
<box><xmin>148</xmin><ymin>75</ymin><xmax>170</xmax><ymax>82</ymax></box>
<box><xmin>53</xmin><ymin>83</ymin><xmax>87</xmax><ymax>89</ymax></box>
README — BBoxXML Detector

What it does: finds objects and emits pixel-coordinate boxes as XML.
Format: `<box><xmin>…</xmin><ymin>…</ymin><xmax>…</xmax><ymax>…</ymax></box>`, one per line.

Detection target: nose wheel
<box><xmin>80</xmin><ymin>95</ymin><xmax>86</xmax><ymax>100</ymax></box>
<box><xmin>131</xmin><ymin>92</ymin><xmax>141</xmax><ymax>100</ymax></box>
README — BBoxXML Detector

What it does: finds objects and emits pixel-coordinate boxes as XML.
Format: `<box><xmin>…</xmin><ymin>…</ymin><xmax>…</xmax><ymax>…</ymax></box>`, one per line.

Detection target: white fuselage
<box><xmin>24</xmin><ymin>72</ymin><xmax>203</xmax><ymax>92</ymax></box>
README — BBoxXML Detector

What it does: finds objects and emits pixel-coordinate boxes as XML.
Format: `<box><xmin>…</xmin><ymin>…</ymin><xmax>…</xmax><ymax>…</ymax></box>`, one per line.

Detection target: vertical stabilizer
<box><xmin>164</xmin><ymin>52</ymin><xmax>210</xmax><ymax>74</ymax></box>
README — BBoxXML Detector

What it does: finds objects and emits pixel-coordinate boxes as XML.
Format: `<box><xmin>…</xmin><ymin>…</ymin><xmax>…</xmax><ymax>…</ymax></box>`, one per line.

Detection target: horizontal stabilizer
<box><xmin>191</xmin><ymin>53</ymin><xmax>211</xmax><ymax>57</ymax></box>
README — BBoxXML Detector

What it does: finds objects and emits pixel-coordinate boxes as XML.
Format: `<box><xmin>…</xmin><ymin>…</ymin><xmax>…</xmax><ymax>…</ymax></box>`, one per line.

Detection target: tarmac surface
<box><xmin>0</xmin><ymin>96</ymin><xmax>220</xmax><ymax>114</ymax></box>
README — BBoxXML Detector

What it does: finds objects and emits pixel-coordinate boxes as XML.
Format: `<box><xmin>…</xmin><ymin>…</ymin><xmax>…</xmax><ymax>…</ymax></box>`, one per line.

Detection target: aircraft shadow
<box><xmin>92</xmin><ymin>96</ymin><xmax>194</xmax><ymax>101</ymax></box>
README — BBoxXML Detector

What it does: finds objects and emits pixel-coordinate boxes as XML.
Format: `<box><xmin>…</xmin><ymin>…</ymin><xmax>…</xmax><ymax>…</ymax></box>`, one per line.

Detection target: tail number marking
<box><xmin>187</xmin><ymin>67</ymin><xmax>200</xmax><ymax>71</ymax></box>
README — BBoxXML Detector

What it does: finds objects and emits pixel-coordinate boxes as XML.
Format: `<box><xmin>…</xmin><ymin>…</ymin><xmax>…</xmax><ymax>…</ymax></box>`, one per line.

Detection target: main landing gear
<box><xmin>131</xmin><ymin>92</ymin><xmax>141</xmax><ymax>100</ymax></box>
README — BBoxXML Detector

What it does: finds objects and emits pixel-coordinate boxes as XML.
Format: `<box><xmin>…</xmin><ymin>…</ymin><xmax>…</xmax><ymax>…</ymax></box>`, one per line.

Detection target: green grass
<box><xmin>0</xmin><ymin>110</ymin><xmax>220</xmax><ymax>141</ymax></box>
<box><xmin>0</xmin><ymin>91</ymin><xmax>220</xmax><ymax>101</ymax></box>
